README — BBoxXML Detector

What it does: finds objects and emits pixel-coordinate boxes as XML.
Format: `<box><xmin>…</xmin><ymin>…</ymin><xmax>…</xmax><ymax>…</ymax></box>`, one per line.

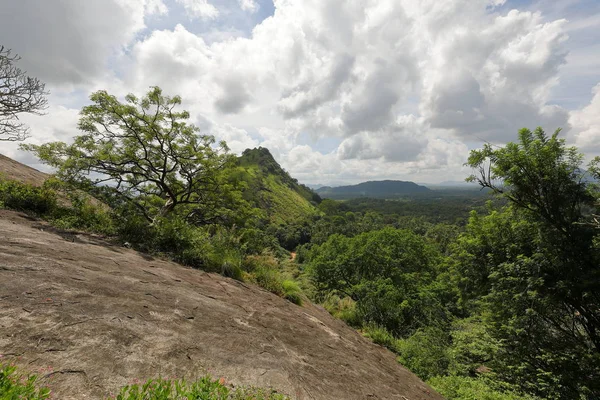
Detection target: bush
<box><xmin>428</xmin><ymin>375</ymin><xmax>540</xmax><ymax>400</ymax></box>
<box><xmin>362</xmin><ymin>325</ymin><xmax>398</xmax><ymax>351</ymax></box>
<box><xmin>0</xmin><ymin>364</ymin><xmax>50</xmax><ymax>400</ymax></box>
<box><xmin>243</xmin><ymin>255</ymin><xmax>304</xmax><ymax>305</ymax></box>
<box><xmin>50</xmin><ymin>194</ymin><xmax>115</xmax><ymax>235</ymax></box>
<box><xmin>322</xmin><ymin>295</ymin><xmax>361</xmax><ymax>327</ymax></box>
<box><xmin>395</xmin><ymin>327</ymin><xmax>450</xmax><ymax>380</ymax></box>
<box><xmin>281</xmin><ymin>280</ymin><xmax>303</xmax><ymax>305</ymax></box>
<box><xmin>0</xmin><ymin>179</ymin><xmax>57</xmax><ymax>215</ymax></box>
<box><xmin>238</xmin><ymin>228</ymin><xmax>284</xmax><ymax>257</ymax></box>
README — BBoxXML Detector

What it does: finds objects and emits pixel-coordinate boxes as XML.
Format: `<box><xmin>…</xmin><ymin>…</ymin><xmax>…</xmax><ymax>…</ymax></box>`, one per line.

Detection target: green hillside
<box><xmin>236</xmin><ymin>147</ymin><xmax>321</xmax><ymax>225</ymax></box>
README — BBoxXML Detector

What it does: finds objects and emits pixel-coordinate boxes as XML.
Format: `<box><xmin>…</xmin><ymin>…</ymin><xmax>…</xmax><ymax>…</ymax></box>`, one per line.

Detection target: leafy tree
<box><xmin>463</xmin><ymin>127</ymin><xmax>600</xmax><ymax>398</ymax></box>
<box><xmin>23</xmin><ymin>87</ymin><xmax>239</xmax><ymax>225</ymax></box>
<box><xmin>309</xmin><ymin>227</ymin><xmax>446</xmax><ymax>336</ymax></box>
<box><xmin>0</xmin><ymin>45</ymin><xmax>48</xmax><ymax>141</ymax></box>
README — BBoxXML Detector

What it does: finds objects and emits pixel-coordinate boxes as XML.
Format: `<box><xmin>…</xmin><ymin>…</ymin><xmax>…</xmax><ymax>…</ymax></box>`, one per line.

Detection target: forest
<box><xmin>1</xmin><ymin>86</ymin><xmax>600</xmax><ymax>400</ymax></box>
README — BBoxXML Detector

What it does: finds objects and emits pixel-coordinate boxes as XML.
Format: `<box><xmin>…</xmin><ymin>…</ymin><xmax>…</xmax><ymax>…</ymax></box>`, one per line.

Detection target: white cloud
<box><xmin>176</xmin><ymin>0</ymin><xmax>219</xmax><ymax>20</ymax></box>
<box><xmin>0</xmin><ymin>0</ymin><xmax>164</xmax><ymax>87</ymax></box>
<box><xmin>3</xmin><ymin>0</ymin><xmax>597</xmax><ymax>184</ymax></box>
<box><xmin>570</xmin><ymin>83</ymin><xmax>600</xmax><ymax>153</ymax></box>
<box><xmin>210</xmin><ymin>124</ymin><xmax>259</xmax><ymax>153</ymax></box>
<box><xmin>1</xmin><ymin>104</ymin><xmax>80</xmax><ymax>171</ymax></box>
<box><xmin>238</xmin><ymin>0</ymin><xmax>259</xmax><ymax>13</ymax></box>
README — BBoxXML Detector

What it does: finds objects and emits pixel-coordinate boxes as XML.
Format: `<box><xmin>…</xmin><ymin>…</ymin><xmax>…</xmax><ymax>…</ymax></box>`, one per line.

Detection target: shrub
<box><xmin>50</xmin><ymin>194</ymin><xmax>115</xmax><ymax>235</ymax></box>
<box><xmin>322</xmin><ymin>295</ymin><xmax>361</xmax><ymax>327</ymax></box>
<box><xmin>0</xmin><ymin>364</ymin><xmax>50</xmax><ymax>400</ymax></box>
<box><xmin>428</xmin><ymin>375</ymin><xmax>540</xmax><ymax>400</ymax></box>
<box><xmin>395</xmin><ymin>327</ymin><xmax>450</xmax><ymax>380</ymax></box>
<box><xmin>362</xmin><ymin>325</ymin><xmax>398</xmax><ymax>351</ymax></box>
<box><xmin>243</xmin><ymin>255</ymin><xmax>304</xmax><ymax>305</ymax></box>
<box><xmin>252</xmin><ymin>265</ymin><xmax>284</xmax><ymax>295</ymax></box>
<box><xmin>238</xmin><ymin>228</ymin><xmax>283</xmax><ymax>256</ymax></box>
<box><xmin>281</xmin><ymin>280</ymin><xmax>303</xmax><ymax>305</ymax></box>
<box><xmin>0</xmin><ymin>179</ymin><xmax>57</xmax><ymax>215</ymax></box>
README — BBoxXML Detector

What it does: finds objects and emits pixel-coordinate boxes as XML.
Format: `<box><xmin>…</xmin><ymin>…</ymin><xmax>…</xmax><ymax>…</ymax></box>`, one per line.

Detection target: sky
<box><xmin>1</xmin><ymin>0</ymin><xmax>599</xmax><ymax>185</ymax></box>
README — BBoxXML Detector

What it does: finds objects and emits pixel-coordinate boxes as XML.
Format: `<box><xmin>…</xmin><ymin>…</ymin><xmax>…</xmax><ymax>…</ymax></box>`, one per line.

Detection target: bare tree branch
<box><xmin>0</xmin><ymin>45</ymin><xmax>48</xmax><ymax>141</ymax></box>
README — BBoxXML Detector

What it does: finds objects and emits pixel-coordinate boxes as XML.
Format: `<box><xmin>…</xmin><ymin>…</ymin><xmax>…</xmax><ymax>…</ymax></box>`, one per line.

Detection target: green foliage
<box><xmin>243</xmin><ymin>255</ymin><xmax>304</xmax><ymax>305</ymax></box>
<box><xmin>428</xmin><ymin>375</ymin><xmax>540</xmax><ymax>400</ymax></box>
<box><xmin>0</xmin><ymin>178</ymin><xmax>114</xmax><ymax>235</ymax></box>
<box><xmin>396</xmin><ymin>327</ymin><xmax>450</xmax><ymax>380</ymax></box>
<box><xmin>322</xmin><ymin>294</ymin><xmax>361</xmax><ymax>327</ymax></box>
<box><xmin>0</xmin><ymin>179</ymin><xmax>57</xmax><ymax>214</ymax></box>
<box><xmin>238</xmin><ymin>228</ymin><xmax>285</xmax><ymax>257</ymax></box>
<box><xmin>0</xmin><ymin>364</ymin><xmax>50</xmax><ymax>400</ymax></box>
<box><xmin>238</xmin><ymin>147</ymin><xmax>320</xmax><ymax>205</ymax></box>
<box><xmin>111</xmin><ymin>376</ymin><xmax>287</xmax><ymax>400</ymax></box>
<box><xmin>308</xmin><ymin>227</ymin><xmax>447</xmax><ymax>337</ymax></box>
<box><xmin>281</xmin><ymin>280</ymin><xmax>303</xmax><ymax>305</ymax></box>
<box><xmin>446</xmin><ymin>316</ymin><xmax>499</xmax><ymax>377</ymax></box>
<box><xmin>244</xmin><ymin>254</ymin><xmax>283</xmax><ymax>294</ymax></box>
<box><xmin>50</xmin><ymin>187</ymin><xmax>115</xmax><ymax>235</ymax></box>
<box><xmin>463</xmin><ymin>127</ymin><xmax>600</xmax><ymax>398</ymax></box>
<box><xmin>22</xmin><ymin>87</ymin><xmax>239</xmax><ymax>225</ymax></box>
<box><xmin>362</xmin><ymin>325</ymin><xmax>398</xmax><ymax>351</ymax></box>
<box><xmin>343</xmin><ymin>191</ymin><xmax>494</xmax><ymax>226</ymax></box>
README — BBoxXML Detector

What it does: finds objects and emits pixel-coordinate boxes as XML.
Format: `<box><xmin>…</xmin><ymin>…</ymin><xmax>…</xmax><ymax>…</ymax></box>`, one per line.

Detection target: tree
<box><xmin>308</xmin><ymin>227</ymin><xmax>446</xmax><ymax>337</ymax></box>
<box><xmin>23</xmin><ymin>87</ymin><xmax>237</xmax><ymax>224</ymax></box>
<box><xmin>463</xmin><ymin>127</ymin><xmax>600</xmax><ymax>398</ymax></box>
<box><xmin>0</xmin><ymin>46</ymin><xmax>48</xmax><ymax>141</ymax></box>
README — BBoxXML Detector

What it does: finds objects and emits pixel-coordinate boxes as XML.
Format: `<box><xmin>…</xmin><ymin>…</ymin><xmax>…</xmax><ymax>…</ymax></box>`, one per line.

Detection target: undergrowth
<box><xmin>0</xmin><ymin>364</ymin><xmax>50</xmax><ymax>400</ymax></box>
<box><xmin>0</xmin><ymin>178</ymin><xmax>305</xmax><ymax>305</ymax></box>
<box><xmin>0</xmin><ymin>363</ymin><xmax>288</xmax><ymax>400</ymax></box>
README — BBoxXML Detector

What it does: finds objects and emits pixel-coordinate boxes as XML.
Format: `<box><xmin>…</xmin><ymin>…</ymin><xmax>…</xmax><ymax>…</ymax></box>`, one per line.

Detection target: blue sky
<box><xmin>1</xmin><ymin>0</ymin><xmax>599</xmax><ymax>185</ymax></box>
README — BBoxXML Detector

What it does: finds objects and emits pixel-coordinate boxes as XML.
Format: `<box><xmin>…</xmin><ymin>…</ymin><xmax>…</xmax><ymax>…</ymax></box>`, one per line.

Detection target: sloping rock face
<box><xmin>0</xmin><ymin>210</ymin><xmax>443</xmax><ymax>400</ymax></box>
<box><xmin>0</xmin><ymin>153</ymin><xmax>48</xmax><ymax>185</ymax></box>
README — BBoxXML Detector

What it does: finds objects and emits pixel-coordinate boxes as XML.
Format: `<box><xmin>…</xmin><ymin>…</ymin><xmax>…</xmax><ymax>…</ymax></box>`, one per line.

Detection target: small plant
<box><xmin>281</xmin><ymin>280</ymin><xmax>303</xmax><ymax>305</ymax></box>
<box><xmin>362</xmin><ymin>325</ymin><xmax>398</xmax><ymax>352</ymax></box>
<box><xmin>243</xmin><ymin>255</ymin><xmax>304</xmax><ymax>305</ymax></box>
<box><xmin>110</xmin><ymin>376</ymin><xmax>288</xmax><ymax>400</ymax></box>
<box><xmin>0</xmin><ymin>363</ymin><xmax>50</xmax><ymax>400</ymax></box>
<box><xmin>322</xmin><ymin>295</ymin><xmax>361</xmax><ymax>327</ymax></box>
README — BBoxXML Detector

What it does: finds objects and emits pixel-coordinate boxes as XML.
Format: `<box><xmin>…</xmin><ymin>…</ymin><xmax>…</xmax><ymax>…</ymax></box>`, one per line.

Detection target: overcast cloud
<box><xmin>1</xmin><ymin>0</ymin><xmax>599</xmax><ymax>184</ymax></box>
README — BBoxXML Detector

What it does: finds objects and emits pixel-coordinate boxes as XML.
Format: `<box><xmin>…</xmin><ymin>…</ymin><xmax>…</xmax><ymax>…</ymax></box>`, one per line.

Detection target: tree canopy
<box><xmin>23</xmin><ymin>87</ymin><xmax>238</xmax><ymax>224</ymax></box>
<box><xmin>463</xmin><ymin>127</ymin><xmax>600</xmax><ymax>398</ymax></box>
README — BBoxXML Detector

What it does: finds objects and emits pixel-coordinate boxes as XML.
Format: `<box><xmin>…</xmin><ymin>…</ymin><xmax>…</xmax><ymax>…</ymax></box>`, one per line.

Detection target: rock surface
<box><xmin>0</xmin><ymin>211</ymin><xmax>443</xmax><ymax>400</ymax></box>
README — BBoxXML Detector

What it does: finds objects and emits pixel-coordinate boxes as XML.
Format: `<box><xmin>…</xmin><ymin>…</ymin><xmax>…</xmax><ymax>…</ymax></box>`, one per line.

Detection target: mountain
<box><xmin>316</xmin><ymin>180</ymin><xmax>431</xmax><ymax>200</ymax></box>
<box><xmin>237</xmin><ymin>147</ymin><xmax>321</xmax><ymax>224</ymax></box>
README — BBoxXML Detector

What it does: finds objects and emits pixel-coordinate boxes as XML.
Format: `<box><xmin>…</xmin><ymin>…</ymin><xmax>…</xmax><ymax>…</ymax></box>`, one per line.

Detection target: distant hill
<box><xmin>316</xmin><ymin>180</ymin><xmax>431</xmax><ymax>200</ymax></box>
<box><xmin>236</xmin><ymin>147</ymin><xmax>321</xmax><ymax>224</ymax></box>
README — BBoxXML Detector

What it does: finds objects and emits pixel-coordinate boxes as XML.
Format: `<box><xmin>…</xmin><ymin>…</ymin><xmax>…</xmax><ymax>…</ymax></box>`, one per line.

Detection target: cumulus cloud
<box><xmin>421</xmin><ymin>9</ymin><xmax>570</xmax><ymax>141</ymax></box>
<box><xmin>1</xmin><ymin>104</ymin><xmax>80</xmax><ymax>171</ymax></box>
<box><xmin>0</xmin><ymin>0</ymin><xmax>164</xmax><ymax>87</ymax></box>
<box><xmin>238</xmin><ymin>0</ymin><xmax>259</xmax><ymax>13</ymax></box>
<box><xmin>570</xmin><ymin>83</ymin><xmax>600</xmax><ymax>153</ymax></box>
<box><xmin>210</xmin><ymin>124</ymin><xmax>259</xmax><ymax>153</ymax></box>
<box><xmin>3</xmin><ymin>0</ymin><xmax>595</xmax><ymax>184</ymax></box>
<box><xmin>176</xmin><ymin>0</ymin><xmax>219</xmax><ymax>20</ymax></box>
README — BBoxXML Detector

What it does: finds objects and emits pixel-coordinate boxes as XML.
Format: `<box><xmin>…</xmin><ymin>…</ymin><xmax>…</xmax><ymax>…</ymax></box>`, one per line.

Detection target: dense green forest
<box><xmin>2</xmin><ymin>87</ymin><xmax>600</xmax><ymax>399</ymax></box>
